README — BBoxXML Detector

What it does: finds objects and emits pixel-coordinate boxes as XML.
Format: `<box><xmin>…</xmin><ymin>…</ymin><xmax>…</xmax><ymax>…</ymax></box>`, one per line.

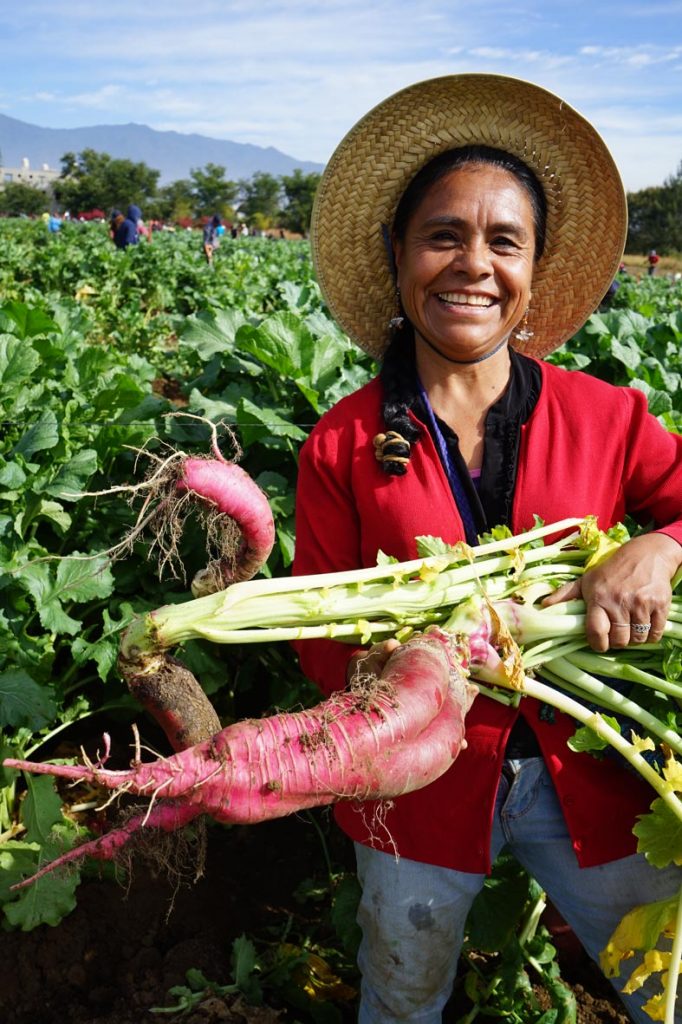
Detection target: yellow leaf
<box><xmin>622</xmin><ymin>949</ymin><xmax>669</xmax><ymax>994</ymax></box>
<box><xmin>294</xmin><ymin>952</ymin><xmax>357</xmax><ymax>1002</ymax></box>
<box><xmin>599</xmin><ymin>897</ymin><xmax>677</xmax><ymax>978</ymax></box>
<box><xmin>663</xmin><ymin>754</ymin><xmax>682</xmax><ymax>793</ymax></box>
<box><xmin>642</xmin><ymin>991</ymin><xmax>667</xmax><ymax>1021</ymax></box>
<box><xmin>505</xmin><ymin>546</ymin><xmax>526</xmax><ymax>576</ymax></box>
<box><xmin>630</xmin><ymin>733</ymin><xmax>656</xmax><ymax>756</ymax></box>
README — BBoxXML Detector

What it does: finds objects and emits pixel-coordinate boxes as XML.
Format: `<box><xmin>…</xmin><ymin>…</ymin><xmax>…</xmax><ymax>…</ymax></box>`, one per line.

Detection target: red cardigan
<box><xmin>292</xmin><ymin>359</ymin><xmax>682</xmax><ymax>872</ymax></box>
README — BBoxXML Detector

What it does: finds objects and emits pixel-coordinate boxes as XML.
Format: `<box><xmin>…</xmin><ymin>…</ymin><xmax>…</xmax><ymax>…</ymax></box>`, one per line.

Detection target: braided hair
<box><xmin>376</xmin><ymin>331</ymin><xmax>421</xmax><ymax>474</ymax></box>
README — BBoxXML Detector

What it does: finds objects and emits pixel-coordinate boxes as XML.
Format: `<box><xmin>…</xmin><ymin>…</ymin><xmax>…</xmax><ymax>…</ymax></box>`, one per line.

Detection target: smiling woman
<box><xmin>394</xmin><ymin>163</ymin><xmax>536</xmax><ymax>365</ymax></box>
<box><xmin>294</xmin><ymin>74</ymin><xmax>682</xmax><ymax>1024</ymax></box>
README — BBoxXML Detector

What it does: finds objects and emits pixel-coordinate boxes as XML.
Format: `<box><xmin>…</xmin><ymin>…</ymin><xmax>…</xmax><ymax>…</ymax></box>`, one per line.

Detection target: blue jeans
<box><xmin>355</xmin><ymin>757</ymin><xmax>682</xmax><ymax>1024</ymax></box>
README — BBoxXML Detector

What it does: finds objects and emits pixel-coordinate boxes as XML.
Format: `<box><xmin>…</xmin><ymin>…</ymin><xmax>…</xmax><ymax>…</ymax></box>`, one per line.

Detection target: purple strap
<box><xmin>417</xmin><ymin>377</ymin><xmax>479</xmax><ymax>545</ymax></box>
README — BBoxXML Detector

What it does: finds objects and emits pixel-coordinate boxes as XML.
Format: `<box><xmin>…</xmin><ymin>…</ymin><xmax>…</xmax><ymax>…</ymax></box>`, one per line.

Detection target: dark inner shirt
<box><xmin>412</xmin><ymin>348</ymin><xmax>544</xmax><ymax>757</ymax></box>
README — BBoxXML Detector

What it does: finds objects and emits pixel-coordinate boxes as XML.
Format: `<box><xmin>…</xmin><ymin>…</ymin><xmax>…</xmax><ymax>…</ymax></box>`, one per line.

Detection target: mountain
<box><xmin>0</xmin><ymin>113</ymin><xmax>324</xmax><ymax>182</ymax></box>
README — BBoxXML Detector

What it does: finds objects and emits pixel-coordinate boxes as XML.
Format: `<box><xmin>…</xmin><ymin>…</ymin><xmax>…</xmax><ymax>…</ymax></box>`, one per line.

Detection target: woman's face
<box><xmin>393</xmin><ymin>164</ymin><xmax>536</xmax><ymax>363</ymax></box>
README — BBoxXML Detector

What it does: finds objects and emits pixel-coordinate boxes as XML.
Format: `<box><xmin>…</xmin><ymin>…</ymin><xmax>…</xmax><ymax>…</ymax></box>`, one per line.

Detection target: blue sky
<box><xmin>1</xmin><ymin>0</ymin><xmax>681</xmax><ymax>190</ymax></box>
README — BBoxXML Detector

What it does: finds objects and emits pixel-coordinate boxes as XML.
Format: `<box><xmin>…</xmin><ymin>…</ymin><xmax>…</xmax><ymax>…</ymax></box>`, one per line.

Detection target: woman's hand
<box><xmin>543</xmin><ymin>533</ymin><xmax>682</xmax><ymax>652</ymax></box>
<box><xmin>347</xmin><ymin>639</ymin><xmax>401</xmax><ymax>684</ymax></box>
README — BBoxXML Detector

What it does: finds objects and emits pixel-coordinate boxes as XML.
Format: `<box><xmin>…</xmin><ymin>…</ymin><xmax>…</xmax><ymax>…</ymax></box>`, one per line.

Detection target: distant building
<box><xmin>0</xmin><ymin>157</ymin><xmax>59</xmax><ymax>191</ymax></box>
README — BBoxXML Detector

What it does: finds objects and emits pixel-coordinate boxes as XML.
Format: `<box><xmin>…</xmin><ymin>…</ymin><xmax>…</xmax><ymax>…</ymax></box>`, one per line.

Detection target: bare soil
<box><xmin>0</xmin><ymin>810</ymin><xmax>633</xmax><ymax>1024</ymax></box>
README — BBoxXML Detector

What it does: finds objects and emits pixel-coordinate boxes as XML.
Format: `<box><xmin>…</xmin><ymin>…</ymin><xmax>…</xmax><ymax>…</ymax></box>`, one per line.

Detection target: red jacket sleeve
<box><xmin>290</xmin><ymin>423</ymin><xmax>363</xmax><ymax>696</ymax></box>
<box><xmin>621</xmin><ymin>386</ymin><xmax>682</xmax><ymax>547</ymax></box>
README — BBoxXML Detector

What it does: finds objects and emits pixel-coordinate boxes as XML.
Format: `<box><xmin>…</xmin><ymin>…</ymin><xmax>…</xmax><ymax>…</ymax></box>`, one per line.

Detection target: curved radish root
<box><xmin>5</xmin><ymin>629</ymin><xmax>476</xmax><ymax>888</ymax></box>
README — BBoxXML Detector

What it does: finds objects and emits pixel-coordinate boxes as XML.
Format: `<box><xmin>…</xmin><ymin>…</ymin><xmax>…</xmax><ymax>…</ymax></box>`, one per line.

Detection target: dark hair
<box><xmin>378</xmin><ymin>145</ymin><xmax>546</xmax><ymax>476</ymax></box>
<box><xmin>392</xmin><ymin>144</ymin><xmax>547</xmax><ymax>260</ymax></box>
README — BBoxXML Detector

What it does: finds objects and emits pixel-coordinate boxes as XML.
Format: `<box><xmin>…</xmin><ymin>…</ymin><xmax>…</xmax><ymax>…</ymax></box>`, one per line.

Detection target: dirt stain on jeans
<box><xmin>408</xmin><ymin>903</ymin><xmax>435</xmax><ymax>931</ymax></box>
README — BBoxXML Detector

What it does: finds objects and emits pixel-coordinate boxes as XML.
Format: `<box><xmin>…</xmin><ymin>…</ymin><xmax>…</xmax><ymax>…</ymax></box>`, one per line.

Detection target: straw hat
<box><xmin>311</xmin><ymin>74</ymin><xmax>627</xmax><ymax>360</ymax></box>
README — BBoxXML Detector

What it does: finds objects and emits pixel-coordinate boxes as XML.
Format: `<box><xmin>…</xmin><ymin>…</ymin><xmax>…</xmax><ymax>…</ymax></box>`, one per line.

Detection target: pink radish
<box><xmin>5</xmin><ymin>629</ymin><xmax>476</xmax><ymax>887</ymax></box>
<box><xmin>117</xmin><ymin>445</ymin><xmax>275</xmax><ymax>750</ymax></box>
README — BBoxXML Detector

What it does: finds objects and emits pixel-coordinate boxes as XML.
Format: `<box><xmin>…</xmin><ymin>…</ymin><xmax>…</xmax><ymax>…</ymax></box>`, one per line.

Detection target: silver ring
<box><xmin>611</xmin><ymin>622</ymin><xmax>651</xmax><ymax>633</ymax></box>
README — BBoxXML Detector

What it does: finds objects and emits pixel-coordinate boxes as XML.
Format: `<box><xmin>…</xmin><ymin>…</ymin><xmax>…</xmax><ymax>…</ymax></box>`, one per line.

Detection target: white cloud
<box><xmin>579</xmin><ymin>43</ymin><xmax>682</xmax><ymax>68</ymax></box>
<box><xmin>0</xmin><ymin>1</ymin><xmax>680</xmax><ymax>187</ymax></box>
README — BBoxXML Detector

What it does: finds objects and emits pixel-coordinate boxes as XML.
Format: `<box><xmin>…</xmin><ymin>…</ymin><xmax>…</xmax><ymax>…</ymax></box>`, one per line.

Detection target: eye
<box><xmin>491</xmin><ymin>235</ymin><xmax>518</xmax><ymax>248</ymax></box>
<box><xmin>429</xmin><ymin>229</ymin><xmax>460</xmax><ymax>245</ymax></box>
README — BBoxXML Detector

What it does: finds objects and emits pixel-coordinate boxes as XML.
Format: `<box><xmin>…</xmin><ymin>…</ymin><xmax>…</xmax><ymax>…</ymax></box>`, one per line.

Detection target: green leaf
<box><xmin>0</xmin><ymin>669</ymin><xmax>57</xmax><ymax>729</ymax></box>
<box><xmin>180</xmin><ymin>308</ymin><xmax>246</xmax><ymax>360</ymax></box>
<box><xmin>236</xmin><ymin>397</ymin><xmax>307</xmax><ymax>448</ymax></box>
<box><xmin>238</xmin><ymin>313</ymin><xmax>315</xmax><ymax>378</ymax></box>
<box><xmin>277</xmin><ymin>521</ymin><xmax>296</xmax><ymax>567</ymax></box>
<box><xmin>22</xmin><ymin>775</ymin><xmax>64</xmax><ymax>844</ymax></box>
<box><xmin>609</xmin><ymin>337</ymin><xmax>641</xmax><ymax>371</ymax></box>
<box><xmin>629</xmin><ymin>378</ymin><xmax>674</xmax><ymax>417</ymax></box>
<box><xmin>633</xmin><ymin>798</ymin><xmax>682</xmax><ymax>868</ymax></box>
<box><xmin>16</xmin><ymin>555</ymin><xmax>114</xmax><ymax>635</ymax></box>
<box><xmin>55</xmin><ymin>553</ymin><xmax>114</xmax><ymax>603</ymax></box>
<box><xmin>331</xmin><ymin>874</ymin><xmax>362</xmax><ymax>955</ymax></box>
<box><xmin>0</xmin><ymin>335</ymin><xmax>41</xmax><ymax>397</ymax></box>
<box><xmin>34</xmin><ymin>499</ymin><xmax>73</xmax><ymax>535</ymax></box>
<box><xmin>567</xmin><ymin>715</ymin><xmax>620</xmax><ymax>754</ymax></box>
<box><xmin>187</xmin><ymin>387</ymin><xmax>239</xmax><ymax>423</ymax></box>
<box><xmin>92</xmin><ymin>373</ymin><xmax>146</xmax><ymax>414</ymax></box>
<box><xmin>0</xmin><ymin>301</ymin><xmax>59</xmax><ymax>339</ymax></box>
<box><xmin>0</xmin><ymin>461</ymin><xmax>27</xmax><ymax>489</ymax></box>
<box><xmin>71</xmin><ymin>605</ymin><xmax>134</xmax><ymax>681</ymax></box>
<box><xmin>12</xmin><ymin>410</ymin><xmax>60</xmax><ymax>457</ymax></box>
<box><xmin>466</xmin><ymin>853</ymin><xmax>534</xmax><ymax>952</ymax></box>
<box><xmin>43</xmin><ymin>449</ymin><xmax>99</xmax><ymax>500</ymax></box>
<box><xmin>3</xmin><ymin>833</ymin><xmax>81</xmax><ymax>930</ymax></box>
<box><xmin>0</xmin><ymin>841</ymin><xmax>40</xmax><ymax>903</ymax></box>
<box><xmin>231</xmin><ymin>933</ymin><xmax>262</xmax><ymax>1002</ymax></box>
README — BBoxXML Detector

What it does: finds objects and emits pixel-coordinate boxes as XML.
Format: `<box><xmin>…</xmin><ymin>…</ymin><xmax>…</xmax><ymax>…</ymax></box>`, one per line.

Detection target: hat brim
<box><xmin>311</xmin><ymin>74</ymin><xmax>627</xmax><ymax>360</ymax></box>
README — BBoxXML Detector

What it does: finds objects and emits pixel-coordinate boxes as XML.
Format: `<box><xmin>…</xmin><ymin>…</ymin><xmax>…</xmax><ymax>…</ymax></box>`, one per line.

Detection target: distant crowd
<box><xmin>39</xmin><ymin>205</ymin><xmax>293</xmax><ymax>260</ymax></box>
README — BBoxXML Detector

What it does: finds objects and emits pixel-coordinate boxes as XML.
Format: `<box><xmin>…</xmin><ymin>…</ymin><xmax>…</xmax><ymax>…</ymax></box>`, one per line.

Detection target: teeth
<box><xmin>438</xmin><ymin>292</ymin><xmax>494</xmax><ymax>307</ymax></box>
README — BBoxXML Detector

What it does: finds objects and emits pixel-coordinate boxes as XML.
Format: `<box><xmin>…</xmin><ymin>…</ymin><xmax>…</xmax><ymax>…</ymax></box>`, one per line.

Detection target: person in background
<box><xmin>202</xmin><ymin>214</ymin><xmax>222</xmax><ymax>264</ymax></box>
<box><xmin>47</xmin><ymin>213</ymin><xmax>62</xmax><ymax>234</ymax></box>
<box><xmin>647</xmin><ymin>249</ymin><xmax>660</xmax><ymax>276</ymax></box>
<box><xmin>292</xmin><ymin>74</ymin><xmax>682</xmax><ymax>1024</ymax></box>
<box><xmin>109</xmin><ymin>209</ymin><xmax>124</xmax><ymax>242</ymax></box>
<box><xmin>113</xmin><ymin>205</ymin><xmax>142</xmax><ymax>249</ymax></box>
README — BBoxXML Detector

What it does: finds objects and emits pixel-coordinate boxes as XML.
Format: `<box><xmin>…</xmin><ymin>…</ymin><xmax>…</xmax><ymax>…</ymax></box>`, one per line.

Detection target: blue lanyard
<box><xmin>417</xmin><ymin>377</ymin><xmax>479</xmax><ymax>546</ymax></box>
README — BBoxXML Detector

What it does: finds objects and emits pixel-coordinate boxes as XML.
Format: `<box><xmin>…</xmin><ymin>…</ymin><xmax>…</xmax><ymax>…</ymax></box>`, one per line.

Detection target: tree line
<box><xmin>626</xmin><ymin>161</ymin><xmax>682</xmax><ymax>256</ymax></box>
<box><xmin>1</xmin><ymin>146</ymin><xmax>680</xmax><ymax>251</ymax></box>
<box><xmin>0</xmin><ymin>148</ymin><xmax>321</xmax><ymax>235</ymax></box>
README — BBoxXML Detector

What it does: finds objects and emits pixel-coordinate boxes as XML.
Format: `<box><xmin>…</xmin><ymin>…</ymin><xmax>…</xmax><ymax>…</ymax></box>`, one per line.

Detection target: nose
<box><xmin>452</xmin><ymin>237</ymin><xmax>492</xmax><ymax>278</ymax></box>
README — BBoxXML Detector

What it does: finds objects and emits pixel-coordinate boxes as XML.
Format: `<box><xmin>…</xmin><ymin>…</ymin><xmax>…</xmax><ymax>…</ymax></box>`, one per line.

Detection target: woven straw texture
<box><xmin>311</xmin><ymin>74</ymin><xmax>627</xmax><ymax>360</ymax></box>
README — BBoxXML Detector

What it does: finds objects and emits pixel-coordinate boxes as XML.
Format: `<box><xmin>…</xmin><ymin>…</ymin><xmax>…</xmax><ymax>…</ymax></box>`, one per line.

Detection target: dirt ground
<box><xmin>0</xmin><ymin>808</ymin><xmax>632</xmax><ymax>1024</ymax></box>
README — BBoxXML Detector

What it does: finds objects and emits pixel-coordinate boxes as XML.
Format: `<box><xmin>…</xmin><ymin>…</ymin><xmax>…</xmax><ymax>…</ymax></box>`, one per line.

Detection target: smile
<box><xmin>437</xmin><ymin>292</ymin><xmax>495</xmax><ymax>307</ymax></box>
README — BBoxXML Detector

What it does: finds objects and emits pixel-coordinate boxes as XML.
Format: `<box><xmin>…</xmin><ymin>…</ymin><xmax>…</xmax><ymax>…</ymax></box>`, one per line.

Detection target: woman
<box><xmin>203</xmin><ymin>214</ymin><xmax>222</xmax><ymax>263</ymax></box>
<box><xmin>292</xmin><ymin>75</ymin><xmax>682</xmax><ymax>1023</ymax></box>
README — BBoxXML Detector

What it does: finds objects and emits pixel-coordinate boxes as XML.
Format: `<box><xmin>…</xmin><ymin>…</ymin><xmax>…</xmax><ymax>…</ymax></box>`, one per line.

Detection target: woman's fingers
<box><xmin>541</xmin><ymin>579</ymin><xmax>582</xmax><ymax>606</ymax></box>
<box><xmin>347</xmin><ymin>639</ymin><xmax>401</xmax><ymax>683</ymax></box>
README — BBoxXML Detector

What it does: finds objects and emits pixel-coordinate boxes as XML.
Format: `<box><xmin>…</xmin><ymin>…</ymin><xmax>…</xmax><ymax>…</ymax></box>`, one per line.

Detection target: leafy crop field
<box><xmin>1</xmin><ymin>219</ymin><xmax>682</xmax><ymax>1024</ymax></box>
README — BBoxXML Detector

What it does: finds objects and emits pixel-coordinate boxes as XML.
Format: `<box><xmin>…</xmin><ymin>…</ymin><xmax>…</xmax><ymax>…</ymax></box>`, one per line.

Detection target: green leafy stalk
<box><xmin>514</xmin><ymin>676</ymin><xmax>682</xmax><ymax>825</ymax></box>
<box><xmin>120</xmin><ymin>520</ymin><xmax>587</xmax><ymax>661</ymax></box>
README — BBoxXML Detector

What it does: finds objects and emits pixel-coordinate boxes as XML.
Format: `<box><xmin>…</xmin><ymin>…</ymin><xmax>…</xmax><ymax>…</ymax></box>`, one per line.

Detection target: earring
<box><xmin>388</xmin><ymin>287</ymin><xmax>405</xmax><ymax>330</ymax></box>
<box><xmin>514</xmin><ymin>310</ymin><xmax>534</xmax><ymax>342</ymax></box>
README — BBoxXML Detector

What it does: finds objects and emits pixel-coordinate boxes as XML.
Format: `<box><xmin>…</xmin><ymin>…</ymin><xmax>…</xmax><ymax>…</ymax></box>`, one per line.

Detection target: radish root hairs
<box><xmin>5</xmin><ymin>628</ymin><xmax>476</xmax><ymax>888</ymax></box>
<box><xmin>58</xmin><ymin>416</ymin><xmax>277</xmax><ymax>751</ymax></box>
